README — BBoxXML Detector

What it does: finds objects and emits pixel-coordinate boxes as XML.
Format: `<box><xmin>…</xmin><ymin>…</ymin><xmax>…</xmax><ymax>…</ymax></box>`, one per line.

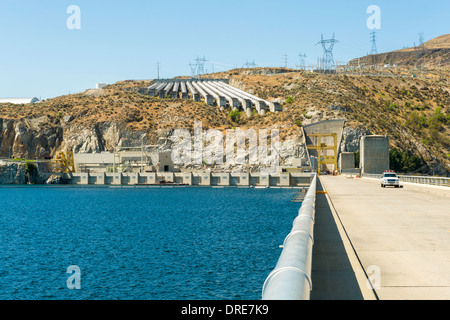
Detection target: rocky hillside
<box><xmin>0</xmin><ymin>64</ymin><xmax>449</xmax><ymax>175</ymax></box>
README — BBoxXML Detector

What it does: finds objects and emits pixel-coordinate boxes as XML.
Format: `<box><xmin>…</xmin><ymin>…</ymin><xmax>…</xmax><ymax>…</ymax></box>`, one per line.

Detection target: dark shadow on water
<box><xmin>310</xmin><ymin>178</ymin><xmax>365</xmax><ymax>300</ymax></box>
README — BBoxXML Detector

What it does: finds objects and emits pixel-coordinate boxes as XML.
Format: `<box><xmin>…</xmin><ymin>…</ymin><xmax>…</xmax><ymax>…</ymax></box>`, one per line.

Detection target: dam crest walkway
<box><xmin>311</xmin><ymin>175</ymin><xmax>450</xmax><ymax>300</ymax></box>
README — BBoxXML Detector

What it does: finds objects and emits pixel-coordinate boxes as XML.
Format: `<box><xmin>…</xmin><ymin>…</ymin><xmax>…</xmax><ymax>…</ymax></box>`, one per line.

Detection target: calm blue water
<box><xmin>0</xmin><ymin>186</ymin><xmax>300</xmax><ymax>300</ymax></box>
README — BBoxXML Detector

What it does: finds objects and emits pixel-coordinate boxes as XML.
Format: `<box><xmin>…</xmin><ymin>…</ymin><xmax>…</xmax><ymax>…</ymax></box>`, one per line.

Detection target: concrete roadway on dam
<box><xmin>311</xmin><ymin>175</ymin><xmax>450</xmax><ymax>300</ymax></box>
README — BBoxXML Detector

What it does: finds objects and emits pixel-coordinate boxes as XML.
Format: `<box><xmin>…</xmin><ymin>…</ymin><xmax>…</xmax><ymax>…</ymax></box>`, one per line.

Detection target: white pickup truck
<box><xmin>381</xmin><ymin>170</ymin><xmax>401</xmax><ymax>188</ymax></box>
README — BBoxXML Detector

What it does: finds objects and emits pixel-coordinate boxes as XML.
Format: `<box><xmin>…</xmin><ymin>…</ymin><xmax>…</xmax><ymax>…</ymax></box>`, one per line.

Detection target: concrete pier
<box><xmin>192</xmin><ymin>82</ymin><xmax>214</xmax><ymax>106</ymax></box>
<box><xmin>186</xmin><ymin>82</ymin><xmax>200</xmax><ymax>102</ymax></box>
<box><xmin>180</xmin><ymin>82</ymin><xmax>188</xmax><ymax>99</ymax></box>
<box><xmin>171</xmin><ymin>82</ymin><xmax>180</xmax><ymax>99</ymax></box>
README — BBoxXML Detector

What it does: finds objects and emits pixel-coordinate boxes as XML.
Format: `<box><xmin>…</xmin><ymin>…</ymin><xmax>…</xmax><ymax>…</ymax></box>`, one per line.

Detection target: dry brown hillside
<box><xmin>400</xmin><ymin>34</ymin><xmax>450</xmax><ymax>51</ymax></box>
<box><xmin>0</xmin><ymin>65</ymin><xmax>449</xmax><ymax>175</ymax></box>
<box><xmin>349</xmin><ymin>34</ymin><xmax>450</xmax><ymax>67</ymax></box>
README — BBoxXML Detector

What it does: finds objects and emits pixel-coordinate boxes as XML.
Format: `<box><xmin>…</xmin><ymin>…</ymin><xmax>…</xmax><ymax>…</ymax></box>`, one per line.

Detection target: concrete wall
<box><xmin>64</xmin><ymin>172</ymin><xmax>314</xmax><ymax>187</ymax></box>
<box><xmin>339</xmin><ymin>152</ymin><xmax>355</xmax><ymax>172</ymax></box>
<box><xmin>360</xmin><ymin>135</ymin><xmax>389</xmax><ymax>175</ymax></box>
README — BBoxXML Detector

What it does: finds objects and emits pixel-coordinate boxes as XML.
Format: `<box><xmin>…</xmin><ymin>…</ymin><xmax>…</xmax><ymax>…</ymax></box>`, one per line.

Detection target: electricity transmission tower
<box><xmin>418</xmin><ymin>33</ymin><xmax>425</xmax><ymax>48</ymax></box>
<box><xmin>415</xmin><ymin>33</ymin><xmax>426</xmax><ymax>69</ymax></box>
<box><xmin>296</xmin><ymin>53</ymin><xmax>307</xmax><ymax>70</ymax></box>
<box><xmin>316</xmin><ymin>33</ymin><xmax>339</xmax><ymax>72</ymax></box>
<box><xmin>283</xmin><ymin>53</ymin><xmax>288</xmax><ymax>68</ymax></box>
<box><xmin>156</xmin><ymin>61</ymin><xmax>161</xmax><ymax>79</ymax></box>
<box><xmin>195</xmin><ymin>56</ymin><xmax>208</xmax><ymax>75</ymax></box>
<box><xmin>370</xmin><ymin>31</ymin><xmax>378</xmax><ymax>55</ymax></box>
<box><xmin>189</xmin><ymin>56</ymin><xmax>208</xmax><ymax>76</ymax></box>
<box><xmin>244</xmin><ymin>60</ymin><xmax>257</xmax><ymax>68</ymax></box>
<box><xmin>188</xmin><ymin>63</ymin><xmax>196</xmax><ymax>76</ymax></box>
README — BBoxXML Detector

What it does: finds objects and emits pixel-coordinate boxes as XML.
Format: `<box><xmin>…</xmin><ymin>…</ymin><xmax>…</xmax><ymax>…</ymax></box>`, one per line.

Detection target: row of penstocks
<box><xmin>148</xmin><ymin>80</ymin><xmax>281</xmax><ymax>115</ymax></box>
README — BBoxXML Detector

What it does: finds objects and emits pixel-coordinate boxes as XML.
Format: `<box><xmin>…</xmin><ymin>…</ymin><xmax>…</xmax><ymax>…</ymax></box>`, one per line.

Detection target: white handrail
<box><xmin>262</xmin><ymin>174</ymin><xmax>317</xmax><ymax>300</ymax></box>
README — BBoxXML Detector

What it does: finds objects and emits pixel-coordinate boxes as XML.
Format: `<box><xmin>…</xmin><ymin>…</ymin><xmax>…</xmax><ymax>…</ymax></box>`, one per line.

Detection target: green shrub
<box><xmin>389</xmin><ymin>148</ymin><xmax>422</xmax><ymax>173</ymax></box>
<box><xmin>228</xmin><ymin>110</ymin><xmax>241</xmax><ymax>123</ymax></box>
<box><xmin>286</xmin><ymin>96</ymin><xmax>294</xmax><ymax>104</ymax></box>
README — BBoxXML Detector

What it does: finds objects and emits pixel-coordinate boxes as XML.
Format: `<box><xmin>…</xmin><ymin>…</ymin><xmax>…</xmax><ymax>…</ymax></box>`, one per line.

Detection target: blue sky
<box><xmin>0</xmin><ymin>0</ymin><xmax>448</xmax><ymax>99</ymax></box>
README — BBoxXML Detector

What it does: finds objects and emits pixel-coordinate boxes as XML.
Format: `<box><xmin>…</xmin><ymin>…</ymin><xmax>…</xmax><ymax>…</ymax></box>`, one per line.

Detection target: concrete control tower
<box><xmin>360</xmin><ymin>135</ymin><xmax>389</xmax><ymax>175</ymax></box>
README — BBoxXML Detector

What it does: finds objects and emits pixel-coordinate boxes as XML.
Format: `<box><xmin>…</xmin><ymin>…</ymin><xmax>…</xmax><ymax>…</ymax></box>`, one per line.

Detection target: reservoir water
<box><xmin>0</xmin><ymin>186</ymin><xmax>300</xmax><ymax>300</ymax></box>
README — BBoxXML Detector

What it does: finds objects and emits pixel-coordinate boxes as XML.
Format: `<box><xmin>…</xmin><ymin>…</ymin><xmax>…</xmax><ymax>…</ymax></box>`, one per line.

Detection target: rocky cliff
<box><xmin>0</xmin><ymin>162</ymin><xmax>42</xmax><ymax>184</ymax></box>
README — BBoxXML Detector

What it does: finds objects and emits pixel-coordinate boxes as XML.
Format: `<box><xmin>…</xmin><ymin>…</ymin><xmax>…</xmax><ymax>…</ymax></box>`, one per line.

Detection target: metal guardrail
<box><xmin>262</xmin><ymin>174</ymin><xmax>317</xmax><ymax>300</ymax></box>
<box><xmin>363</xmin><ymin>174</ymin><xmax>449</xmax><ymax>187</ymax></box>
<box><xmin>399</xmin><ymin>175</ymin><xmax>449</xmax><ymax>187</ymax></box>
<box><xmin>362</xmin><ymin>174</ymin><xmax>382</xmax><ymax>179</ymax></box>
